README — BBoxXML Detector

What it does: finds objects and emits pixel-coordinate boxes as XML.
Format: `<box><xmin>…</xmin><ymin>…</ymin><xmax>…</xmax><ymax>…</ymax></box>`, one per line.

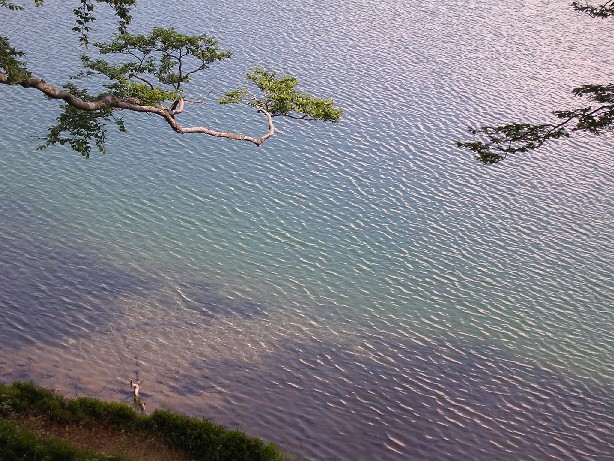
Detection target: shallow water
<box><xmin>0</xmin><ymin>0</ymin><xmax>613</xmax><ymax>459</ymax></box>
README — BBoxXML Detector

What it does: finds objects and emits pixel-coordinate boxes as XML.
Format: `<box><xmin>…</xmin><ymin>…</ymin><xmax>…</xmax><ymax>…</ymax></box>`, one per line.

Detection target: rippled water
<box><xmin>1</xmin><ymin>0</ymin><xmax>613</xmax><ymax>459</ymax></box>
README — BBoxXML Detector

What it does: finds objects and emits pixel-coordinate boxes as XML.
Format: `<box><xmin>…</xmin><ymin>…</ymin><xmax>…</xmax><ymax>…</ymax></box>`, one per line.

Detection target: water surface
<box><xmin>0</xmin><ymin>1</ymin><xmax>612</xmax><ymax>459</ymax></box>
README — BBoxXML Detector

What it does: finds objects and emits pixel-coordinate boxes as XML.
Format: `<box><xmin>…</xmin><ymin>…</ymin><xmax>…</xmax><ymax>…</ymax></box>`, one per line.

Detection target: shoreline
<box><xmin>0</xmin><ymin>380</ymin><xmax>293</xmax><ymax>461</ymax></box>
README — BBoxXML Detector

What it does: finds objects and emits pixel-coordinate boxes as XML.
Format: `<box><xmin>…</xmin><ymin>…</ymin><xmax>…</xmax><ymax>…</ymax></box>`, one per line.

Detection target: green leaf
<box><xmin>38</xmin><ymin>85</ymin><xmax>125</xmax><ymax>158</ymax></box>
<box><xmin>0</xmin><ymin>35</ymin><xmax>30</xmax><ymax>82</ymax></box>
<box><xmin>218</xmin><ymin>89</ymin><xmax>248</xmax><ymax>104</ymax></box>
<box><xmin>222</xmin><ymin>67</ymin><xmax>343</xmax><ymax>122</ymax></box>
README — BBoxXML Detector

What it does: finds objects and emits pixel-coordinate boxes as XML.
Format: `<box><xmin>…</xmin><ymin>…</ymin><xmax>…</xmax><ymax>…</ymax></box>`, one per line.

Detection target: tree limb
<box><xmin>572</xmin><ymin>0</ymin><xmax>614</xmax><ymax>17</ymax></box>
<box><xmin>0</xmin><ymin>71</ymin><xmax>276</xmax><ymax>146</ymax></box>
<box><xmin>457</xmin><ymin>102</ymin><xmax>613</xmax><ymax>164</ymax></box>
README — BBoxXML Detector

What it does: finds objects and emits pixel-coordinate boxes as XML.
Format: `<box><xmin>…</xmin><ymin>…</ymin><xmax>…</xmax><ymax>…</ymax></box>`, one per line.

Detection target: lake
<box><xmin>0</xmin><ymin>0</ymin><xmax>612</xmax><ymax>459</ymax></box>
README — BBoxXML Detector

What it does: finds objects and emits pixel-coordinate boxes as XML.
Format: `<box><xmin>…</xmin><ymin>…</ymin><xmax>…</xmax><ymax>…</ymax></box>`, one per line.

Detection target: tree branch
<box><xmin>572</xmin><ymin>0</ymin><xmax>614</xmax><ymax>17</ymax></box>
<box><xmin>129</xmin><ymin>72</ymin><xmax>155</xmax><ymax>90</ymax></box>
<box><xmin>0</xmin><ymin>71</ymin><xmax>276</xmax><ymax>146</ymax></box>
<box><xmin>457</xmin><ymin>102</ymin><xmax>614</xmax><ymax>164</ymax></box>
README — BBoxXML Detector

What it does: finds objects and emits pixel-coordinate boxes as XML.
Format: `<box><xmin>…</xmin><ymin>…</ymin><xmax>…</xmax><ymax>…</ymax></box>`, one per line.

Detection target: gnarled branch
<box><xmin>0</xmin><ymin>71</ymin><xmax>276</xmax><ymax>147</ymax></box>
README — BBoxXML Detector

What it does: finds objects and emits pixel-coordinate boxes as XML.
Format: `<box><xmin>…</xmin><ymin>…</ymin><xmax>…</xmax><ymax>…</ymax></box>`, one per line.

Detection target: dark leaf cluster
<box><xmin>72</xmin><ymin>0</ymin><xmax>136</xmax><ymax>45</ymax></box>
<box><xmin>457</xmin><ymin>123</ymin><xmax>570</xmax><ymax>164</ymax></box>
<box><xmin>38</xmin><ymin>84</ymin><xmax>125</xmax><ymax>158</ymax></box>
<box><xmin>458</xmin><ymin>2</ymin><xmax>613</xmax><ymax>163</ymax></box>
<box><xmin>0</xmin><ymin>34</ymin><xmax>30</xmax><ymax>82</ymax></box>
<box><xmin>572</xmin><ymin>0</ymin><xmax>614</xmax><ymax>17</ymax></box>
<box><xmin>0</xmin><ymin>0</ymin><xmax>43</xmax><ymax>10</ymax></box>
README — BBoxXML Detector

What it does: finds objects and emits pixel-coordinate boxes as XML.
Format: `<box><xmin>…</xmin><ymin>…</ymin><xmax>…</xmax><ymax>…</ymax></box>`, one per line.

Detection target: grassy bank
<box><xmin>0</xmin><ymin>381</ymin><xmax>291</xmax><ymax>461</ymax></box>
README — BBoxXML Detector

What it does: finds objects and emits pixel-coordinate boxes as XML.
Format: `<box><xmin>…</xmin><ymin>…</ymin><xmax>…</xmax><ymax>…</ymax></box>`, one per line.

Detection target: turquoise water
<box><xmin>1</xmin><ymin>1</ymin><xmax>613</xmax><ymax>459</ymax></box>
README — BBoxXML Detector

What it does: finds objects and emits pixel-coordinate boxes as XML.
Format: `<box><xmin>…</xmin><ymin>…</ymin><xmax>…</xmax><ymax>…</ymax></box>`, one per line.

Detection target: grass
<box><xmin>0</xmin><ymin>420</ymin><xmax>127</xmax><ymax>461</ymax></box>
<box><xmin>0</xmin><ymin>381</ymin><xmax>292</xmax><ymax>461</ymax></box>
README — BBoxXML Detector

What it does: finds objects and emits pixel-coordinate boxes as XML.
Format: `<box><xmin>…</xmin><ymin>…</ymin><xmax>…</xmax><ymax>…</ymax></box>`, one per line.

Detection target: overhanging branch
<box><xmin>0</xmin><ymin>71</ymin><xmax>275</xmax><ymax>146</ymax></box>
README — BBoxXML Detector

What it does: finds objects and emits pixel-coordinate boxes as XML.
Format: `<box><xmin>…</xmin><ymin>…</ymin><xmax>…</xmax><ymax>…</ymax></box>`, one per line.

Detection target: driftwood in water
<box><xmin>129</xmin><ymin>378</ymin><xmax>146</xmax><ymax>413</ymax></box>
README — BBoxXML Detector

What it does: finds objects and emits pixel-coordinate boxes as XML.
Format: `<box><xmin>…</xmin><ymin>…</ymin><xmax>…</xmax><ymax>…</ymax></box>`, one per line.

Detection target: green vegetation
<box><xmin>458</xmin><ymin>1</ymin><xmax>613</xmax><ymax>163</ymax></box>
<box><xmin>0</xmin><ymin>1</ymin><xmax>342</xmax><ymax>157</ymax></box>
<box><xmin>0</xmin><ymin>421</ymin><xmax>127</xmax><ymax>461</ymax></box>
<box><xmin>0</xmin><ymin>381</ymin><xmax>290</xmax><ymax>461</ymax></box>
<box><xmin>219</xmin><ymin>67</ymin><xmax>343</xmax><ymax>122</ymax></box>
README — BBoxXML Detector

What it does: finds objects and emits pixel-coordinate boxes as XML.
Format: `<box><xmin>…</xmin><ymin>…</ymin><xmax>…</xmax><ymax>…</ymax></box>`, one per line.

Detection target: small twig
<box><xmin>128</xmin><ymin>72</ymin><xmax>155</xmax><ymax>90</ymax></box>
<box><xmin>183</xmin><ymin>99</ymin><xmax>208</xmax><ymax>104</ymax></box>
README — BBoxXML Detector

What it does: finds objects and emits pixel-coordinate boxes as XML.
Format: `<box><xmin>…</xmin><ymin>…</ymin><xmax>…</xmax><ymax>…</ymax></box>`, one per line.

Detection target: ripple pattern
<box><xmin>0</xmin><ymin>1</ymin><xmax>613</xmax><ymax>460</ymax></box>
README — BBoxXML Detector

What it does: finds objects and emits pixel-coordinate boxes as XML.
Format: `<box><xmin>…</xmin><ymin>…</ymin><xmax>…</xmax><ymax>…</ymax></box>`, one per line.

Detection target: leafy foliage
<box><xmin>150</xmin><ymin>409</ymin><xmax>284</xmax><ymax>461</ymax></box>
<box><xmin>71</xmin><ymin>0</ymin><xmax>136</xmax><ymax>45</ymax></box>
<box><xmin>0</xmin><ymin>1</ymin><xmax>24</xmax><ymax>10</ymax></box>
<box><xmin>457</xmin><ymin>124</ymin><xmax>569</xmax><ymax>164</ymax></box>
<box><xmin>572</xmin><ymin>0</ymin><xmax>614</xmax><ymax>17</ymax></box>
<box><xmin>458</xmin><ymin>2</ymin><xmax>613</xmax><ymax>163</ymax></box>
<box><xmin>0</xmin><ymin>35</ymin><xmax>30</xmax><ymax>83</ymax></box>
<box><xmin>0</xmin><ymin>1</ymin><xmax>342</xmax><ymax>156</ymax></box>
<box><xmin>0</xmin><ymin>0</ymin><xmax>43</xmax><ymax>10</ymax></box>
<box><xmin>458</xmin><ymin>84</ymin><xmax>614</xmax><ymax>164</ymax></box>
<box><xmin>37</xmin><ymin>85</ymin><xmax>125</xmax><ymax>158</ymax></box>
<box><xmin>84</xmin><ymin>27</ymin><xmax>231</xmax><ymax>100</ymax></box>
<box><xmin>39</xmin><ymin>26</ymin><xmax>232</xmax><ymax>156</ymax></box>
<box><xmin>220</xmin><ymin>67</ymin><xmax>343</xmax><ymax>121</ymax></box>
